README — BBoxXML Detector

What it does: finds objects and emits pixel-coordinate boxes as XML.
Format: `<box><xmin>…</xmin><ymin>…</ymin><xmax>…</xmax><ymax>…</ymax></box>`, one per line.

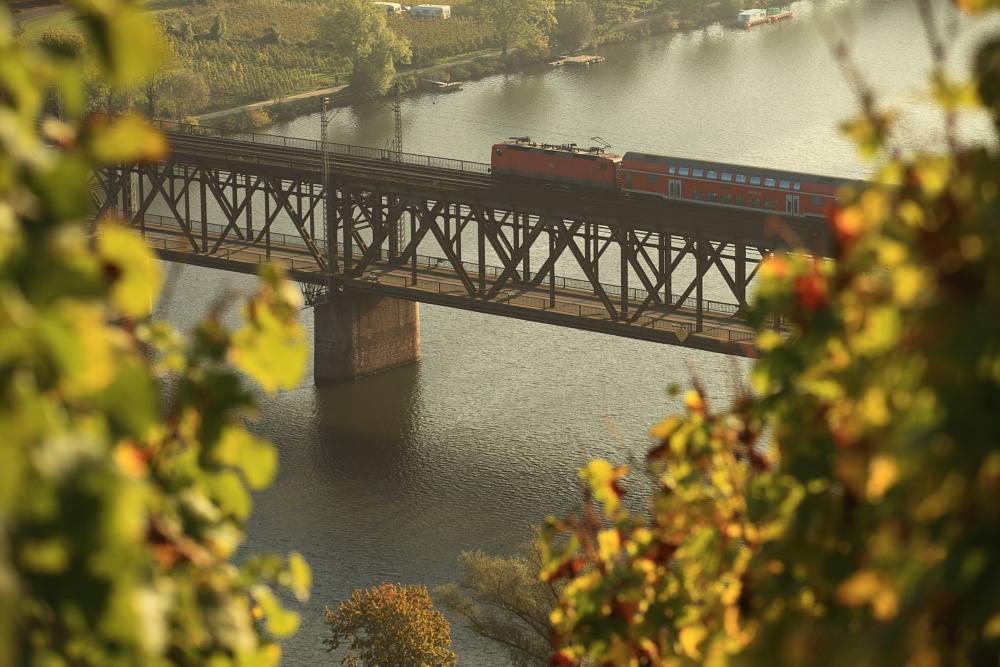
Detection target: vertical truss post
<box><xmin>736</xmin><ymin>243</ymin><xmax>747</xmax><ymax>314</ymax></box>
<box><xmin>620</xmin><ymin>230</ymin><xmax>628</xmax><ymax>318</ymax></box>
<box><xmin>696</xmin><ymin>239</ymin><xmax>705</xmax><ymax>332</ymax></box>
<box><xmin>200</xmin><ymin>169</ymin><xmax>208</xmax><ymax>251</ymax></box>
<box><xmin>321</xmin><ymin>96</ymin><xmax>333</xmax><ymax>290</ymax></box>
<box><xmin>478</xmin><ymin>213</ymin><xmax>486</xmax><ymax>293</ymax></box>
<box><xmin>548</xmin><ymin>221</ymin><xmax>556</xmax><ymax>307</ymax></box>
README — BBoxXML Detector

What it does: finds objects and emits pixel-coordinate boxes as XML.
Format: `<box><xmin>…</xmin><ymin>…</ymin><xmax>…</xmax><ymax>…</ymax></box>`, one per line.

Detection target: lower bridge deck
<box><xmin>133</xmin><ymin>215</ymin><xmax>765</xmax><ymax>356</ymax></box>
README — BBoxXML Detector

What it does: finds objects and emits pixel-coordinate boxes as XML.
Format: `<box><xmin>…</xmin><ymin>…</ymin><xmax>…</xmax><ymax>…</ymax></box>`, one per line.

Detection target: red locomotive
<box><xmin>490</xmin><ymin>138</ymin><xmax>861</xmax><ymax>218</ymax></box>
<box><xmin>491</xmin><ymin>138</ymin><xmax>622</xmax><ymax>190</ymax></box>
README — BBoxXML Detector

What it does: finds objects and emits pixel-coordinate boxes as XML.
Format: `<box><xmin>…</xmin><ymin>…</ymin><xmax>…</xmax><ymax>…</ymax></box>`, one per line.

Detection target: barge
<box><xmin>737</xmin><ymin>7</ymin><xmax>793</xmax><ymax>27</ymax></box>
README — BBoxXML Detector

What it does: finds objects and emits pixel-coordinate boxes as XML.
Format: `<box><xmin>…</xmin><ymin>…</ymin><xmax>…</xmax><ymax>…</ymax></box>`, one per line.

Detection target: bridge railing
<box><xmin>152</xmin><ymin>119</ymin><xmax>492</xmax><ymax>176</ymax></box>
<box><xmin>134</xmin><ymin>214</ymin><xmax>747</xmax><ymax>317</ymax></box>
<box><xmin>375</xmin><ymin>273</ymin><xmax>756</xmax><ymax>343</ymax></box>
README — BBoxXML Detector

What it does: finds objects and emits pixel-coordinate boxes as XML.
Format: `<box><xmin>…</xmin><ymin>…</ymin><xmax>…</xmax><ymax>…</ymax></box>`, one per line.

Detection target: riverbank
<box><xmin>198</xmin><ymin>6</ymin><xmax>705</xmax><ymax>132</ymax></box>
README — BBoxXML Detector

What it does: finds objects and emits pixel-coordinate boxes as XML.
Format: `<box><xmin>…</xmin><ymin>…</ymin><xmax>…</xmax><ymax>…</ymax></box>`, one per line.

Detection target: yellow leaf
<box><xmin>866</xmin><ymin>455</ymin><xmax>899</xmax><ymax>499</ymax></box>
<box><xmin>679</xmin><ymin>625</ymin><xmax>708</xmax><ymax>659</ymax></box>
<box><xmin>89</xmin><ymin>115</ymin><xmax>168</xmax><ymax>164</ymax></box>
<box><xmin>98</xmin><ymin>224</ymin><xmax>160</xmax><ymax>319</ymax></box>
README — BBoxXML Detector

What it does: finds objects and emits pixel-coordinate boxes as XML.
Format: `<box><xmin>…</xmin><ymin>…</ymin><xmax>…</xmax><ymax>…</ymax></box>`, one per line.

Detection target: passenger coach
<box><xmin>620</xmin><ymin>152</ymin><xmax>858</xmax><ymax>217</ymax></box>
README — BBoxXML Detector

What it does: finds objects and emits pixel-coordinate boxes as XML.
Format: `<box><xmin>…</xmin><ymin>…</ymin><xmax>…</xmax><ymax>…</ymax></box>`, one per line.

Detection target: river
<box><xmin>157</xmin><ymin>1</ymin><xmax>997</xmax><ymax>664</ymax></box>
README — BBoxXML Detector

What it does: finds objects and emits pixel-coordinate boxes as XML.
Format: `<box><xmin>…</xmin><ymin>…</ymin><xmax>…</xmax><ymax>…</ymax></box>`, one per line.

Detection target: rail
<box><xmin>152</xmin><ymin>119</ymin><xmax>492</xmax><ymax>176</ymax></box>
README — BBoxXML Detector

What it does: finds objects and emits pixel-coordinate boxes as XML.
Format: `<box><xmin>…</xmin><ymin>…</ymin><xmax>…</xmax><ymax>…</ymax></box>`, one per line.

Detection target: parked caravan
<box><xmin>373</xmin><ymin>2</ymin><xmax>405</xmax><ymax>13</ymax></box>
<box><xmin>409</xmin><ymin>4</ymin><xmax>451</xmax><ymax>18</ymax></box>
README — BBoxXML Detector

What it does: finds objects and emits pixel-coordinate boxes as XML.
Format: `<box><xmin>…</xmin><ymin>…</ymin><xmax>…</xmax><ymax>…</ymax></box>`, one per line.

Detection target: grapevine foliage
<box><xmin>541</xmin><ymin>2</ymin><xmax>1000</xmax><ymax>666</ymax></box>
<box><xmin>0</xmin><ymin>2</ymin><xmax>310</xmax><ymax>666</ymax></box>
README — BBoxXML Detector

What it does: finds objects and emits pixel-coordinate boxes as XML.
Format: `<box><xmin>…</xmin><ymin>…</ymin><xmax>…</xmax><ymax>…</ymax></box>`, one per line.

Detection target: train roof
<box><xmin>622</xmin><ymin>151</ymin><xmax>861</xmax><ymax>188</ymax></box>
<box><xmin>497</xmin><ymin>138</ymin><xmax>622</xmax><ymax>160</ymax></box>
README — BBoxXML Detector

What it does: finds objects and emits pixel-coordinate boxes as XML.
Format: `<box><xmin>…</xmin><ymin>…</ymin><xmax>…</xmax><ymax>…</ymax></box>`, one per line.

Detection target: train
<box><xmin>490</xmin><ymin>137</ymin><xmax>861</xmax><ymax>218</ymax></box>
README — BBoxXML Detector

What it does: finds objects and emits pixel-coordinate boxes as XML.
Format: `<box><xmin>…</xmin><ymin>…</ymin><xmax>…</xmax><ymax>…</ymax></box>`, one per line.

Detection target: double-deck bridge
<box><xmin>92</xmin><ymin>121</ymin><xmax>834</xmax><ymax>380</ymax></box>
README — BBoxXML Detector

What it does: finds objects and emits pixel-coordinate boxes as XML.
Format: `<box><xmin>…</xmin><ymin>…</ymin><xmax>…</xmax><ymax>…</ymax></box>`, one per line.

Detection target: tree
<box><xmin>434</xmin><ymin>532</ymin><xmax>562</xmax><ymax>667</ymax></box>
<box><xmin>474</xmin><ymin>0</ymin><xmax>555</xmax><ymax>56</ymax></box>
<box><xmin>39</xmin><ymin>28</ymin><xmax>88</xmax><ymax>58</ymax></box>
<box><xmin>157</xmin><ymin>68</ymin><xmax>211</xmax><ymax>119</ymax></box>
<box><xmin>325</xmin><ymin>583</ymin><xmax>458</xmax><ymax>667</ymax></box>
<box><xmin>209</xmin><ymin>12</ymin><xmax>227</xmax><ymax>40</ymax></box>
<box><xmin>555</xmin><ymin>3</ymin><xmax>596</xmax><ymax>52</ymax></box>
<box><xmin>542</xmin><ymin>4</ymin><xmax>1000</xmax><ymax>667</ymax></box>
<box><xmin>1</xmin><ymin>1</ymin><xmax>311</xmax><ymax>665</ymax></box>
<box><xmin>315</xmin><ymin>0</ymin><xmax>411</xmax><ymax>94</ymax></box>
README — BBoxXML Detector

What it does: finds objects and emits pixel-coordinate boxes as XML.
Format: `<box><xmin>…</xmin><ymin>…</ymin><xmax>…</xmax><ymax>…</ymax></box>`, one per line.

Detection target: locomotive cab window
<box><xmin>495</xmin><ymin>148</ymin><xmax>503</xmax><ymax>156</ymax></box>
<box><xmin>599</xmin><ymin>163</ymin><xmax>607</xmax><ymax>170</ymax></box>
<box><xmin>764</xmin><ymin>178</ymin><xmax>775</xmax><ymax>187</ymax></box>
<box><xmin>750</xmin><ymin>176</ymin><xmax>762</xmax><ymax>185</ymax></box>
<box><xmin>735</xmin><ymin>174</ymin><xmax>747</xmax><ymax>184</ymax></box>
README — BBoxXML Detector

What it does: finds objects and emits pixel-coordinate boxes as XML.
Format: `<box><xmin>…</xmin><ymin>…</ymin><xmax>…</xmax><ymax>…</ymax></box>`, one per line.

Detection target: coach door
<box><xmin>785</xmin><ymin>194</ymin><xmax>801</xmax><ymax>216</ymax></box>
<box><xmin>669</xmin><ymin>179</ymin><xmax>682</xmax><ymax>199</ymax></box>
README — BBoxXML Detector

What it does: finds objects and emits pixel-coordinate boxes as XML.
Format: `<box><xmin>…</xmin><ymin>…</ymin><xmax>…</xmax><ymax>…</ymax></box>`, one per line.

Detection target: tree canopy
<box><xmin>474</xmin><ymin>0</ymin><xmax>555</xmax><ymax>56</ymax></box>
<box><xmin>541</xmin><ymin>3</ymin><xmax>1000</xmax><ymax>666</ymax></box>
<box><xmin>315</xmin><ymin>0</ymin><xmax>411</xmax><ymax>94</ymax></box>
<box><xmin>325</xmin><ymin>583</ymin><xmax>457</xmax><ymax>667</ymax></box>
<box><xmin>0</xmin><ymin>1</ymin><xmax>310</xmax><ymax>665</ymax></box>
<box><xmin>434</xmin><ymin>533</ymin><xmax>562</xmax><ymax>667</ymax></box>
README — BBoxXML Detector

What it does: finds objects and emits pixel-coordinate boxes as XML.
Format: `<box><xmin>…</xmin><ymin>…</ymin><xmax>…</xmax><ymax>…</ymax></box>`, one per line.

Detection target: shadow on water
<box><xmin>312</xmin><ymin>362</ymin><xmax>423</xmax><ymax>478</ymax></box>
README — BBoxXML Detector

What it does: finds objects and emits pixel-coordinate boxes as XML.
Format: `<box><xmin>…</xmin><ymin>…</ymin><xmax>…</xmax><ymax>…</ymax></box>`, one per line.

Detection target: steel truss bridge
<box><xmin>92</xmin><ymin>122</ymin><xmax>834</xmax><ymax>356</ymax></box>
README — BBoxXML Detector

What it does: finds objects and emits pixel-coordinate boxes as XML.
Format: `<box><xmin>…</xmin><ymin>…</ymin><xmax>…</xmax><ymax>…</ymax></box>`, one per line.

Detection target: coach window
<box><xmin>721</xmin><ymin>194</ymin><xmax>732</xmax><ymax>204</ymax></box>
<box><xmin>721</xmin><ymin>173</ymin><xmax>733</xmax><ymax>182</ymax></box>
<box><xmin>764</xmin><ymin>200</ymin><xmax>776</xmax><ymax>210</ymax></box>
<box><xmin>735</xmin><ymin>196</ymin><xmax>745</xmax><ymax>206</ymax></box>
<box><xmin>707</xmin><ymin>171</ymin><xmax>717</xmax><ymax>179</ymax></box>
<box><xmin>706</xmin><ymin>193</ymin><xmax>717</xmax><ymax>202</ymax></box>
<box><xmin>793</xmin><ymin>182</ymin><xmax>802</xmax><ymax>190</ymax></box>
<box><xmin>750</xmin><ymin>176</ymin><xmax>761</xmax><ymax>186</ymax></box>
<box><xmin>764</xmin><ymin>178</ymin><xmax>776</xmax><ymax>187</ymax></box>
<box><xmin>750</xmin><ymin>198</ymin><xmax>761</xmax><ymax>208</ymax></box>
<box><xmin>811</xmin><ymin>195</ymin><xmax>822</xmax><ymax>205</ymax></box>
<box><xmin>679</xmin><ymin>167</ymin><xmax>690</xmax><ymax>176</ymax></box>
<box><xmin>648</xmin><ymin>174</ymin><xmax>659</xmax><ymax>184</ymax></box>
<box><xmin>779</xmin><ymin>180</ymin><xmax>790</xmax><ymax>189</ymax></box>
<box><xmin>692</xmin><ymin>190</ymin><xmax>702</xmax><ymax>200</ymax></box>
<box><xmin>693</xmin><ymin>169</ymin><xmax>704</xmax><ymax>177</ymax></box>
<box><xmin>669</xmin><ymin>166</ymin><xmax>677</xmax><ymax>174</ymax></box>
<box><xmin>735</xmin><ymin>174</ymin><xmax>747</xmax><ymax>184</ymax></box>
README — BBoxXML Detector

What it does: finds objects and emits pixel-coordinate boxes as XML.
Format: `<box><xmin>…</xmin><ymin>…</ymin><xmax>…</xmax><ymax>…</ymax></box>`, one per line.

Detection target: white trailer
<box><xmin>410</xmin><ymin>4</ymin><xmax>451</xmax><ymax>18</ymax></box>
<box><xmin>373</xmin><ymin>2</ymin><xmax>405</xmax><ymax>14</ymax></box>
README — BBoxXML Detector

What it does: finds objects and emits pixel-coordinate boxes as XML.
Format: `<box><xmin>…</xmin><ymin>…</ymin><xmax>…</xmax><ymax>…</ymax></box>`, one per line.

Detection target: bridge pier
<box><xmin>313</xmin><ymin>293</ymin><xmax>421</xmax><ymax>383</ymax></box>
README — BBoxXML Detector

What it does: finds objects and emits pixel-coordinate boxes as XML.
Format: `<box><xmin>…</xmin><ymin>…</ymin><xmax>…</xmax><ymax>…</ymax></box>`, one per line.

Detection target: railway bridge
<box><xmin>92</xmin><ymin>121</ymin><xmax>834</xmax><ymax>382</ymax></box>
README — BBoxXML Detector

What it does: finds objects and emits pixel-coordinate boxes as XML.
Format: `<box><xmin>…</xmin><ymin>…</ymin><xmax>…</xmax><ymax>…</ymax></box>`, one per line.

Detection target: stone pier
<box><xmin>313</xmin><ymin>293</ymin><xmax>421</xmax><ymax>382</ymax></box>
